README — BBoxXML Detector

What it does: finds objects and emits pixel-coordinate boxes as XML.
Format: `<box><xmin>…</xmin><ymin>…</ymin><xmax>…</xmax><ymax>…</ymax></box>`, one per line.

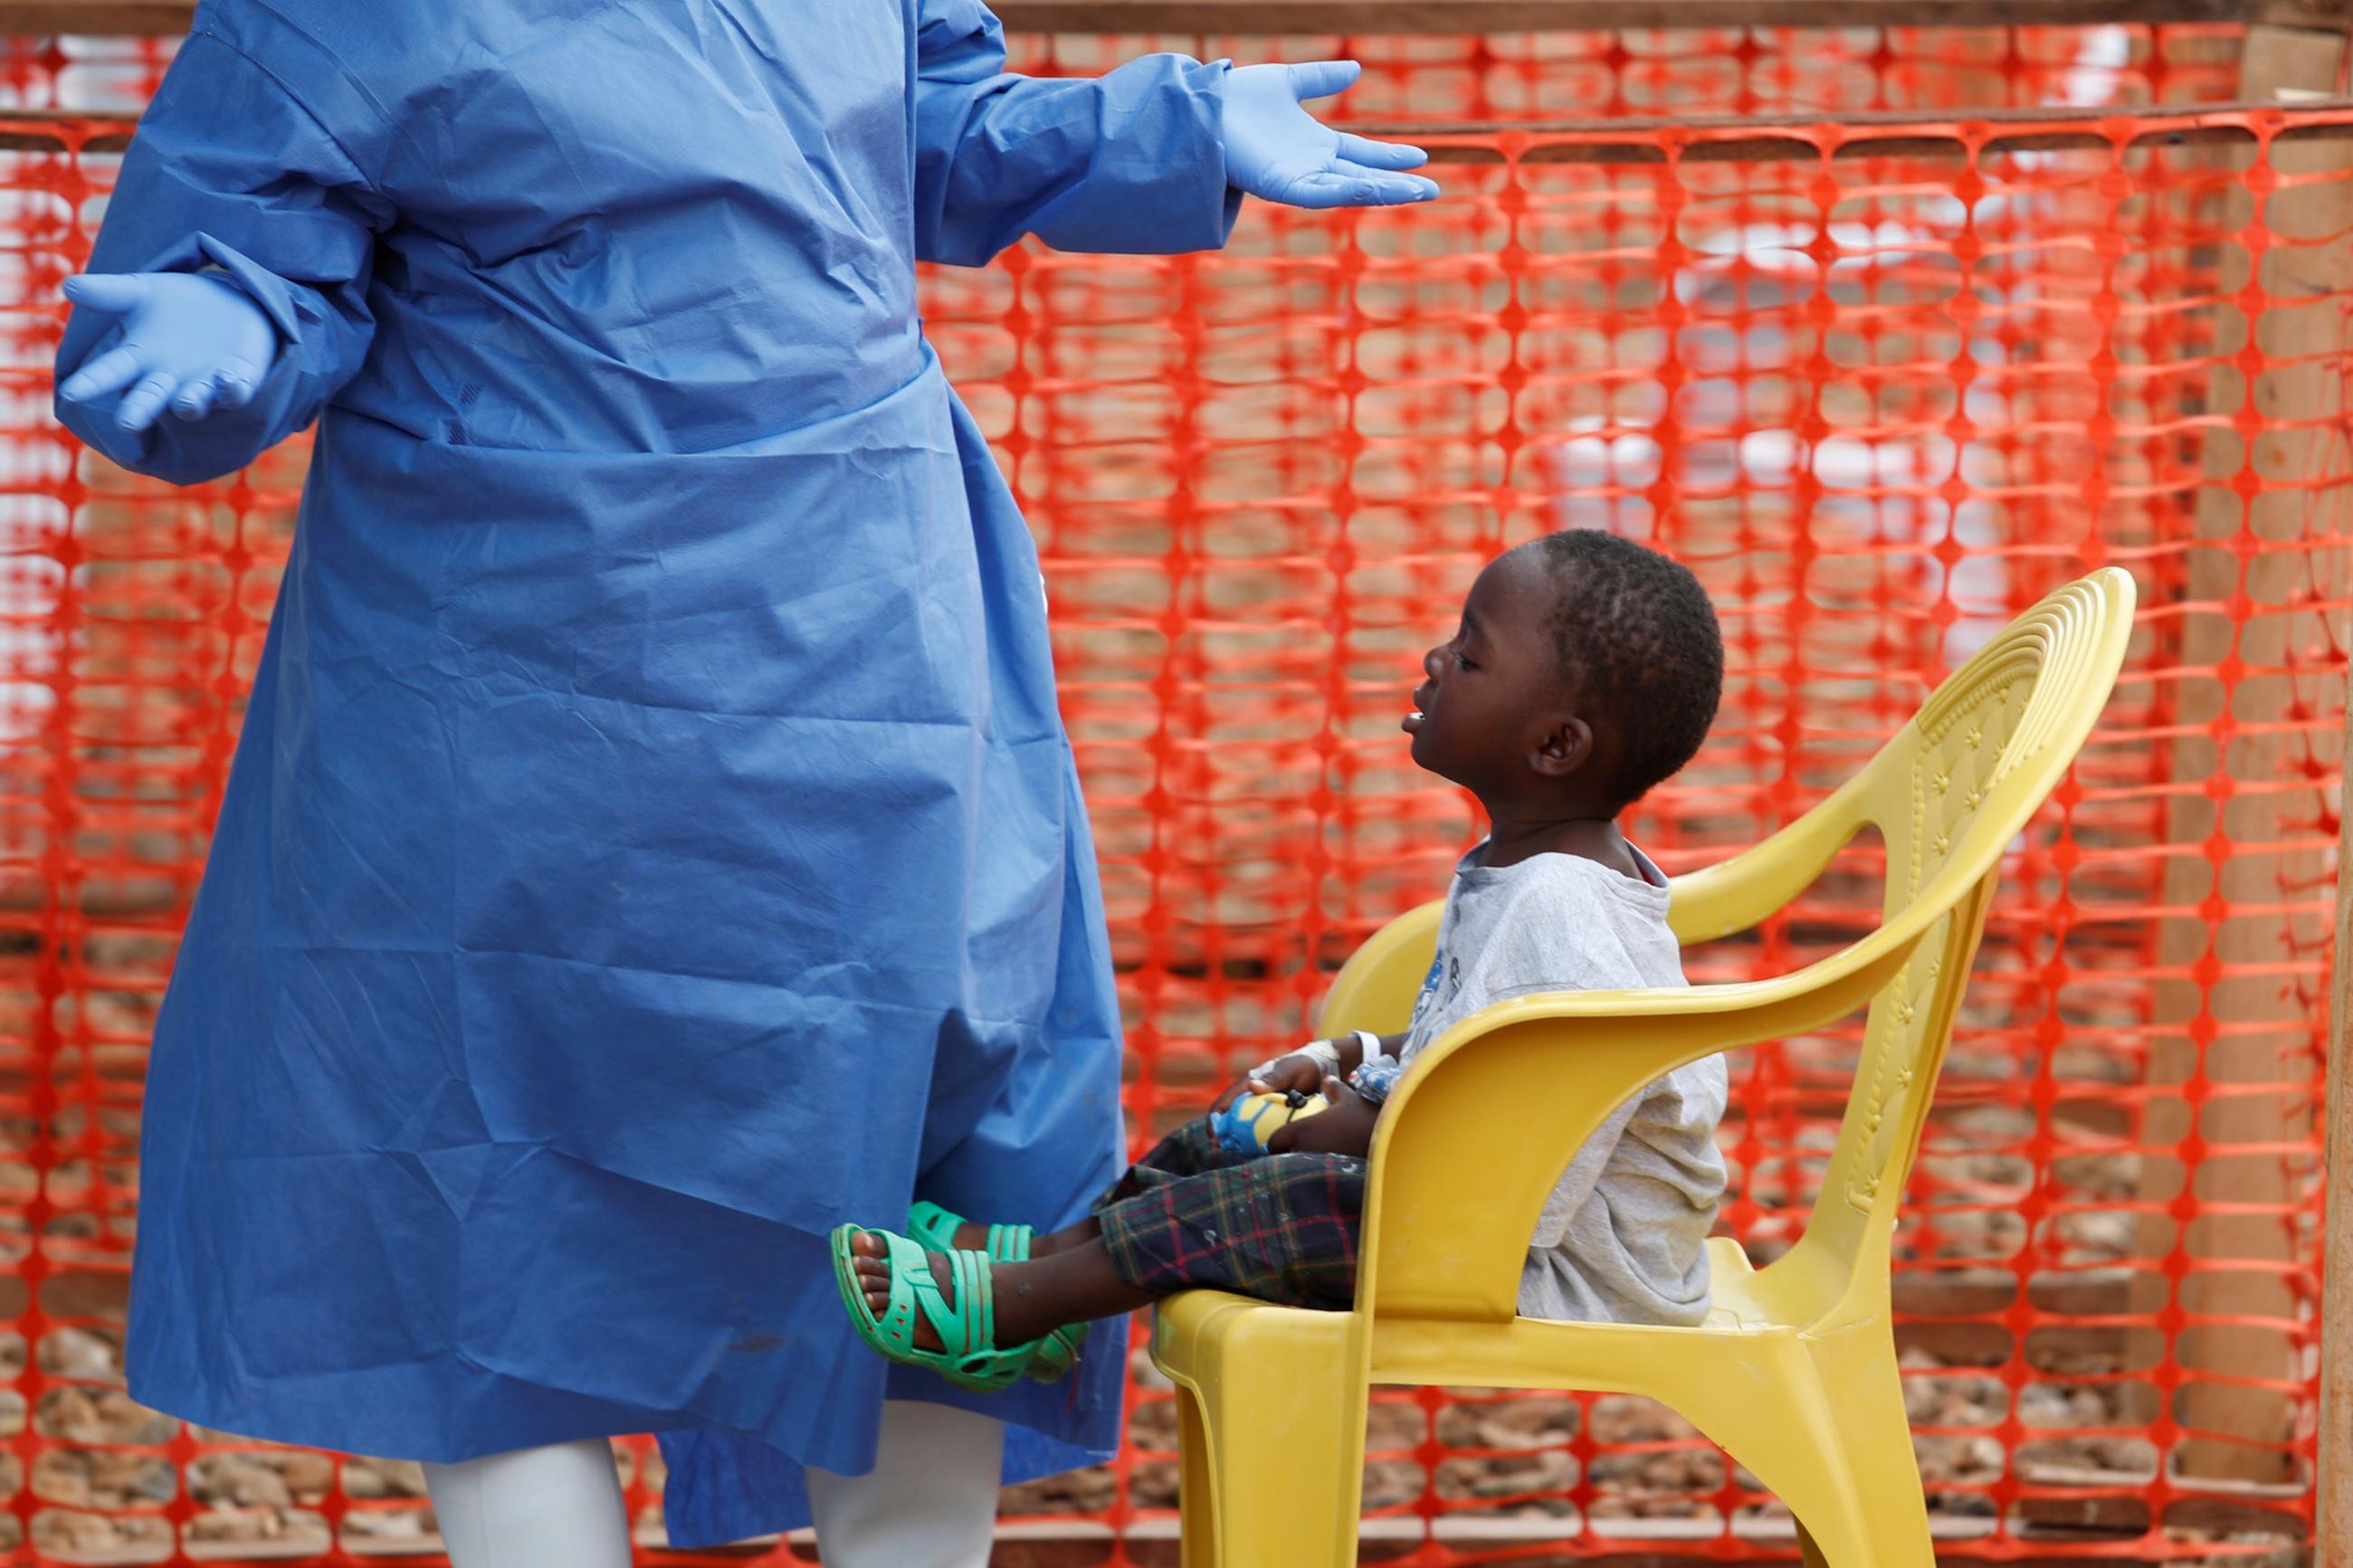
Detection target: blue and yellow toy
<box><xmin>1210</xmin><ymin>1088</ymin><xmax>1330</xmax><ymax>1154</ymax></box>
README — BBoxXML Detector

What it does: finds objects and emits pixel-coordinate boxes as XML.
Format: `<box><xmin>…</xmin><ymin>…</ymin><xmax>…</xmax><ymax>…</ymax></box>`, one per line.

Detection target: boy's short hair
<box><xmin>1536</xmin><ymin>529</ymin><xmax>1723</xmax><ymax>808</ymax></box>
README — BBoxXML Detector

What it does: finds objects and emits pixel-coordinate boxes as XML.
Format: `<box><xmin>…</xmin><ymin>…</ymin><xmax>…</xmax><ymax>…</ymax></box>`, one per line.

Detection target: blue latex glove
<box><xmin>1223</xmin><ymin>60</ymin><xmax>1440</xmax><ymax>209</ymax></box>
<box><xmin>57</xmin><ymin>271</ymin><xmax>276</xmax><ymax>432</ymax></box>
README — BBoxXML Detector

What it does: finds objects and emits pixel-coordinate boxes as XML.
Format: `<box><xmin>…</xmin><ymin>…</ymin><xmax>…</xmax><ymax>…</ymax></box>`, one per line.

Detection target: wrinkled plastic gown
<box><xmin>55</xmin><ymin>0</ymin><xmax>1237</xmax><ymax>1545</ymax></box>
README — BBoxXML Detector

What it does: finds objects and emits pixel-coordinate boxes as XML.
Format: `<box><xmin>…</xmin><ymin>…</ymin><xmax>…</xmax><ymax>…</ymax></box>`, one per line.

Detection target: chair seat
<box><xmin>1155</xmin><ymin>1237</ymin><xmax>1798</xmax><ymax>1402</ymax></box>
<box><xmin>1367</xmin><ymin>1276</ymin><xmax>1801</xmax><ymax>1398</ymax></box>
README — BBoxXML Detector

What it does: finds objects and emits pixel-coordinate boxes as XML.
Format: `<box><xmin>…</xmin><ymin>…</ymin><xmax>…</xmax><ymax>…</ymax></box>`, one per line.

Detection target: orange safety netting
<box><xmin>0</xmin><ymin>24</ymin><xmax>2336</xmax><ymax>1568</ymax></box>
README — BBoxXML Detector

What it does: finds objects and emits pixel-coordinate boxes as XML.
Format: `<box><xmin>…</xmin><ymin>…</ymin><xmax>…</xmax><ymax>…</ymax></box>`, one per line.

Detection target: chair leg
<box><xmin>1691</xmin><ymin>1328</ymin><xmax>1933</xmax><ymax>1568</ymax></box>
<box><xmin>1165</xmin><ymin>1308</ymin><xmax>1366</xmax><ymax>1568</ymax></box>
<box><xmin>1777</xmin><ymin>1327</ymin><xmax>1935</xmax><ymax>1568</ymax></box>
<box><xmin>1720</xmin><ymin>1416</ymin><xmax>1877</xmax><ymax>1568</ymax></box>
<box><xmin>1175</xmin><ymin>1385</ymin><xmax>1215</xmax><ymax>1568</ymax></box>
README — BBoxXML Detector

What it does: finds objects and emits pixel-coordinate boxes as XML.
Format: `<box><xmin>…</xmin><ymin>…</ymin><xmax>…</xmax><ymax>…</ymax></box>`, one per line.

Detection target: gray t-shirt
<box><xmin>1383</xmin><ymin>842</ymin><xmax>1728</xmax><ymax>1325</ymax></box>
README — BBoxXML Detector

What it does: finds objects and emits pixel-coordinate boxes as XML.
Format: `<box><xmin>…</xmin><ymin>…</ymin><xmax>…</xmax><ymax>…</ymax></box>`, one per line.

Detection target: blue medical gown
<box><xmin>56</xmin><ymin>0</ymin><xmax>1236</xmax><ymax>1546</ymax></box>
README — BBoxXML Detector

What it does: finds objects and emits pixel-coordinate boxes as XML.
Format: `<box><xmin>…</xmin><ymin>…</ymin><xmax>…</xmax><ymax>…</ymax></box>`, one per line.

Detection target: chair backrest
<box><xmin>1761</xmin><ymin>568</ymin><xmax>2135</xmax><ymax>1313</ymax></box>
<box><xmin>1327</xmin><ymin>569</ymin><xmax>2135</xmax><ymax>1330</ymax></box>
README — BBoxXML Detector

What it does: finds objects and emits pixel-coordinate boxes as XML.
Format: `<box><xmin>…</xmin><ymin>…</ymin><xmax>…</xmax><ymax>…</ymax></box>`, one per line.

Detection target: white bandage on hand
<box><xmin>1248</xmin><ymin>1037</ymin><xmax>1342</xmax><ymax>1085</ymax></box>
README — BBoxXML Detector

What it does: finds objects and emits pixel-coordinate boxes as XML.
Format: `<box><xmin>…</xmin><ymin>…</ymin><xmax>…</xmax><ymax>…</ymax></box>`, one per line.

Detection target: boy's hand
<box><xmin>1210</xmin><ymin>1050</ymin><xmax>1327</xmax><ymax>1112</ymax></box>
<box><xmin>1269</xmin><ymin>1077</ymin><xmax>1379</xmax><ymax>1159</ymax></box>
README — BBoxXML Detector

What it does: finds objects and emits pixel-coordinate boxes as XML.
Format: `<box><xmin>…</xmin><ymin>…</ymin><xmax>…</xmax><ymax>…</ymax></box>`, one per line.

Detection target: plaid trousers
<box><xmin>1093</xmin><ymin>1117</ymin><xmax>1365</xmax><ymax>1310</ymax></box>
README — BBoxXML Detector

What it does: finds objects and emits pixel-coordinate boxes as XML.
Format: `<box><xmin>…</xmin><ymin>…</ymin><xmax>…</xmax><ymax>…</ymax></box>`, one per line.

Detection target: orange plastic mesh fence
<box><xmin>0</xmin><ymin>26</ymin><xmax>2338</xmax><ymax>1568</ymax></box>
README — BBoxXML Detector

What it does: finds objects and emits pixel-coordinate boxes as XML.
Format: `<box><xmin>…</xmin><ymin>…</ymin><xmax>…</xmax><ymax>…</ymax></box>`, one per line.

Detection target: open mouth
<box><xmin>1404</xmin><ymin>685</ymin><xmax>1434</xmax><ymax>733</ymax></box>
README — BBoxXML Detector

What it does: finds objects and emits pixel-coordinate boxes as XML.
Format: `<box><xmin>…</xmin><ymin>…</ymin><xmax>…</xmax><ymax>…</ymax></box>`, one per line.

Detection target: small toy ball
<box><xmin>1211</xmin><ymin>1088</ymin><xmax>1329</xmax><ymax>1154</ymax></box>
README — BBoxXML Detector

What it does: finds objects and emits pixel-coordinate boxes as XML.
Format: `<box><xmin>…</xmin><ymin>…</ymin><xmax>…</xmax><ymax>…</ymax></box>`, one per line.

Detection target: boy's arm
<box><xmin>1309</xmin><ymin>1029</ymin><xmax>1405</xmax><ymax>1079</ymax></box>
<box><xmin>1211</xmin><ymin>1027</ymin><xmax>1405</xmax><ymax>1112</ymax></box>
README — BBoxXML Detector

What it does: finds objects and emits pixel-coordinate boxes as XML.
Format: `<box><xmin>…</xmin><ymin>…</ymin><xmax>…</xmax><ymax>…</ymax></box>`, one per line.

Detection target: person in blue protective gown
<box><xmin>52</xmin><ymin>4</ymin><xmax>1437</xmax><ymax>1563</ymax></box>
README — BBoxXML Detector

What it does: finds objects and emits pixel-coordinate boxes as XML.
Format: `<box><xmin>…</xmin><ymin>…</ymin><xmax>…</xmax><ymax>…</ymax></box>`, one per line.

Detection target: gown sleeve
<box><xmin>910</xmin><ymin>0</ymin><xmax>1242</xmax><ymax>267</ymax></box>
<box><xmin>55</xmin><ymin>27</ymin><xmax>392</xmax><ymax>486</ymax></box>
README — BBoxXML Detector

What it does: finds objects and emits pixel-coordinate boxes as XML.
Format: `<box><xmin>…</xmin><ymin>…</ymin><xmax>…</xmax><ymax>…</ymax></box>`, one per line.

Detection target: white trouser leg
<box><xmin>421</xmin><ymin>1438</ymin><xmax>633</xmax><ymax>1568</ymax></box>
<box><xmin>805</xmin><ymin>1400</ymin><xmax>1005</xmax><ymax>1568</ymax></box>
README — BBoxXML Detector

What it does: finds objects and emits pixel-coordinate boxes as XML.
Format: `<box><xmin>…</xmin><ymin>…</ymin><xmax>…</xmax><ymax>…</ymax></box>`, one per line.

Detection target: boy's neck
<box><xmin>1473</xmin><ymin>805</ymin><xmax>1634</xmax><ymax>873</ymax></box>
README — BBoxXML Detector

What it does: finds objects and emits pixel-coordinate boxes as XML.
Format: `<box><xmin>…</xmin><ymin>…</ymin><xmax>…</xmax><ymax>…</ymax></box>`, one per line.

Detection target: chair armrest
<box><xmin>1318</xmin><ymin>785</ymin><xmax>1871</xmax><ymax>1038</ymax></box>
<box><xmin>1356</xmin><ymin>916</ymin><xmax>1930</xmax><ymax>1323</ymax></box>
<box><xmin>1314</xmin><ymin>900</ymin><xmax>1444</xmax><ymax>1040</ymax></box>
<box><xmin>1667</xmin><ymin>768</ymin><xmax>1876</xmax><ymax>946</ymax></box>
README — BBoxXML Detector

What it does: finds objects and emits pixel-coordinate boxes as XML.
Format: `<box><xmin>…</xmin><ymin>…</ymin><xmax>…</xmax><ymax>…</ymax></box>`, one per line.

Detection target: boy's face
<box><xmin>1404</xmin><ymin>546</ymin><xmax>1598</xmax><ymax>799</ymax></box>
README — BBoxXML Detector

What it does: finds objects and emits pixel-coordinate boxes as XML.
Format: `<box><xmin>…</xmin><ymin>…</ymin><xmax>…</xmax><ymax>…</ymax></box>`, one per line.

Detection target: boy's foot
<box><xmin>850</xmin><ymin>1230</ymin><xmax>957</xmax><ymax>1353</ymax></box>
<box><xmin>851</xmin><ymin>1230</ymin><xmax>1084</xmax><ymax>1358</ymax></box>
<box><xmin>834</xmin><ymin>1225</ymin><xmax>1085</xmax><ymax>1391</ymax></box>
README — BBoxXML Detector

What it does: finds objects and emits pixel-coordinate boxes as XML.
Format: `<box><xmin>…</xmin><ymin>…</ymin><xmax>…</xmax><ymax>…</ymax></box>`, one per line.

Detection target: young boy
<box><xmin>834</xmin><ymin>528</ymin><xmax>1729</xmax><ymax>1390</ymax></box>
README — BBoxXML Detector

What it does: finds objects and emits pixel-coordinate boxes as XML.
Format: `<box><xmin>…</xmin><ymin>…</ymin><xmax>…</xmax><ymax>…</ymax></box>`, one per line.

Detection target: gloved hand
<box><xmin>1222</xmin><ymin>60</ymin><xmax>1440</xmax><ymax>210</ymax></box>
<box><xmin>57</xmin><ymin>271</ymin><xmax>276</xmax><ymax>433</ymax></box>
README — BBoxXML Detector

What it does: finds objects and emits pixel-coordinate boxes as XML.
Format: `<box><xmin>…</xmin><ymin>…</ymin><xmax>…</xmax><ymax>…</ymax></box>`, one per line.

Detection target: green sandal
<box><xmin>833</xmin><ymin>1224</ymin><xmax>1074</xmax><ymax>1392</ymax></box>
<box><xmin>907</xmin><ymin>1199</ymin><xmax>1033</xmax><ymax>1263</ymax></box>
<box><xmin>1024</xmin><ymin>1316</ymin><xmax>1087</xmax><ymax>1383</ymax></box>
<box><xmin>902</xmin><ymin>1202</ymin><xmax>1089</xmax><ymax>1383</ymax></box>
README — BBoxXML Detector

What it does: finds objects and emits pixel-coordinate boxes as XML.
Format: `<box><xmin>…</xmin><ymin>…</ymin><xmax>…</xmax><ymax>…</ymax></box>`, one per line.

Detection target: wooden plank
<box><xmin>0</xmin><ymin>0</ymin><xmax>187</xmax><ymax>31</ymax></box>
<box><xmin>0</xmin><ymin>108</ymin><xmax>137</xmax><ymax>152</ymax></box>
<box><xmin>2327</xmin><ymin>803</ymin><xmax>2353</xmax><ymax>1563</ymax></box>
<box><xmin>2141</xmin><ymin>23</ymin><xmax>2353</xmax><ymax>1491</ymax></box>
<box><xmin>0</xmin><ymin>118</ymin><xmax>132</xmax><ymax>154</ymax></box>
<box><xmin>2327</xmin><ymin>569</ymin><xmax>2353</xmax><ymax>1552</ymax></box>
<box><xmin>0</xmin><ymin>0</ymin><xmax>2334</xmax><ymax>34</ymax></box>
<box><xmin>992</xmin><ymin>0</ymin><xmax>2317</xmax><ymax>27</ymax></box>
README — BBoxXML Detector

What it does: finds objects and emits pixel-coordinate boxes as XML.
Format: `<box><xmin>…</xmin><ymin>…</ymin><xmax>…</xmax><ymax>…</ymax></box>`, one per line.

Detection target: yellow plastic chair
<box><xmin>1151</xmin><ymin>568</ymin><xmax>2136</xmax><ymax>1568</ymax></box>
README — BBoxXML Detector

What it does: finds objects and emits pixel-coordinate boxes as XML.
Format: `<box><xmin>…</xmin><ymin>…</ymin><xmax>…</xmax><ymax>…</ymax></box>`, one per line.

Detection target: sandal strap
<box><xmin>838</xmin><ymin>1225</ymin><xmax>967</xmax><ymax>1361</ymax></box>
<box><xmin>837</xmin><ymin>1224</ymin><xmax>938</xmax><ymax>1372</ymax></box>
<box><xmin>905</xmin><ymin>1202</ymin><xmax>1034</xmax><ymax>1264</ymax></box>
<box><xmin>901</xmin><ymin>1239</ymin><xmax>1017</xmax><ymax>1384</ymax></box>
<box><xmin>1025</xmin><ymin>1320</ymin><xmax>1088</xmax><ymax>1383</ymax></box>
<box><xmin>866</xmin><ymin>1230</ymin><xmax>923</xmax><ymax>1349</ymax></box>
<box><xmin>904</xmin><ymin>1201</ymin><xmax>961</xmax><ymax>1253</ymax></box>
<box><xmin>950</xmin><ymin>1249</ymin><xmax>994</xmax><ymax>1369</ymax></box>
<box><xmin>897</xmin><ymin>1233</ymin><xmax>982</xmax><ymax>1362</ymax></box>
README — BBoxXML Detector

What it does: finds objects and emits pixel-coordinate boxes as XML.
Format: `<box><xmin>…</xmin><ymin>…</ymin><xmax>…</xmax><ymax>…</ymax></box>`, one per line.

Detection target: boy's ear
<box><xmin>1529</xmin><ymin>714</ymin><xmax>1593</xmax><ymax>779</ymax></box>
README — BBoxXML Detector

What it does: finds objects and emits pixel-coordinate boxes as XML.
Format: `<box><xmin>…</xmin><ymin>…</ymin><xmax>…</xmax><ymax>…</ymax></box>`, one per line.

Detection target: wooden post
<box><xmin>2326</xmin><ymin>688</ymin><xmax>2353</xmax><ymax>1563</ymax></box>
<box><xmin>0</xmin><ymin>0</ymin><xmax>2346</xmax><ymax>42</ymax></box>
<box><xmin>994</xmin><ymin>0</ymin><xmax>2257</xmax><ymax>22</ymax></box>
<box><xmin>2143</xmin><ymin>24</ymin><xmax>2353</xmax><ymax>1494</ymax></box>
<box><xmin>0</xmin><ymin>0</ymin><xmax>2331</xmax><ymax>33</ymax></box>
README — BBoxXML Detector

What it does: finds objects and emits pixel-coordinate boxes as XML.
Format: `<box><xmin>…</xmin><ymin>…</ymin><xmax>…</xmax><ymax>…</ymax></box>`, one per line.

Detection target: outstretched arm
<box><xmin>911</xmin><ymin>0</ymin><xmax>1437</xmax><ymax>267</ymax></box>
